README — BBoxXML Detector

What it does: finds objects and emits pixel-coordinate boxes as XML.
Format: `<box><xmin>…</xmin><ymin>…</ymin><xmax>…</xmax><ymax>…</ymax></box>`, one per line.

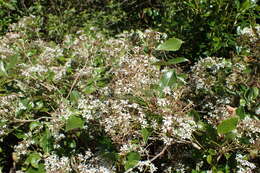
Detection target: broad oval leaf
<box><xmin>66</xmin><ymin>115</ymin><xmax>84</xmax><ymax>131</ymax></box>
<box><xmin>157</xmin><ymin>37</ymin><xmax>184</xmax><ymax>51</ymax></box>
<box><xmin>25</xmin><ymin>152</ymin><xmax>41</xmax><ymax>168</ymax></box>
<box><xmin>217</xmin><ymin>117</ymin><xmax>239</xmax><ymax>134</ymax></box>
<box><xmin>125</xmin><ymin>152</ymin><xmax>141</xmax><ymax>170</ymax></box>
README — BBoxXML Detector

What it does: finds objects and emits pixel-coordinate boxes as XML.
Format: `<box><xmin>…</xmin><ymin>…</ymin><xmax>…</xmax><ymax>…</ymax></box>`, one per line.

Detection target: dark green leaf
<box><xmin>152</xmin><ymin>57</ymin><xmax>189</xmax><ymax>66</ymax></box>
<box><xmin>245</xmin><ymin>87</ymin><xmax>259</xmax><ymax>101</ymax></box>
<box><xmin>236</xmin><ymin>106</ymin><xmax>245</xmax><ymax>119</ymax></box>
<box><xmin>189</xmin><ymin>110</ymin><xmax>200</xmax><ymax>122</ymax></box>
<box><xmin>217</xmin><ymin>117</ymin><xmax>239</xmax><ymax>134</ymax></box>
<box><xmin>39</xmin><ymin>130</ymin><xmax>53</xmax><ymax>153</ymax></box>
<box><xmin>157</xmin><ymin>37</ymin><xmax>184</xmax><ymax>51</ymax></box>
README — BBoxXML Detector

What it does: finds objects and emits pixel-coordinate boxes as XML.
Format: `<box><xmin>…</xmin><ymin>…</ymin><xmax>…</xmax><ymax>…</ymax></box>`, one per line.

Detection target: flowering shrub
<box><xmin>0</xmin><ymin>16</ymin><xmax>259</xmax><ymax>173</ymax></box>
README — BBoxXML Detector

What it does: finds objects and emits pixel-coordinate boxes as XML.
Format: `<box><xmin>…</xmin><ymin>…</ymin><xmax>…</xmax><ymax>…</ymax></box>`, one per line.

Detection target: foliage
<box><xmin>0</xmin><ymin>1</ymin><xmax>259</xmax><ymax>173</ymax></box>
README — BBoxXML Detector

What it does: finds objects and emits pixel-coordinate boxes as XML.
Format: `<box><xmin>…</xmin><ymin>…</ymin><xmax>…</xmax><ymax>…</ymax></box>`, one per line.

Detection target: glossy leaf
<box><xmin>159</xmin><ymin>69</ymin><xmax>177</xmax><ymax>89</ymax></box>
<box><xmin>157</xmin><ymin>37</ymin><xmax>184</xmax><ymax>51</ymax></box>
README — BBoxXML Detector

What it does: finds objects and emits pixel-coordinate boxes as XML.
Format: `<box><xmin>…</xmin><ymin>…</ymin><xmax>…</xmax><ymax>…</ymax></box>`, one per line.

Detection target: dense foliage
<box><xmin>0</xmin><ymin>0</ymin><xmax>259</xmax><ymax>173</ymax></box>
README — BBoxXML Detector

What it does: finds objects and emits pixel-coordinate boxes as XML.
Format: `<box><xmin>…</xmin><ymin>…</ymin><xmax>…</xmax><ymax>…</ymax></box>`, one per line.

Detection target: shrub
<box><xmin>0</xmin><ymin>16</ymin><xmax>259</xmax><ymax>172</ymax></box>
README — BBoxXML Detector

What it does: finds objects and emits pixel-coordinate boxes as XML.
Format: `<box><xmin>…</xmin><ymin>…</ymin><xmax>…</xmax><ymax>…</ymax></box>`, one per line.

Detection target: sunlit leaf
<box><xmin>159</xmin><ymin>69</ymin><xmax>177</xmax><ymax>89</ymax></box>
<box><xmin>217</xmin><ymin>117</ymin><xmax>239</xmax><ymax>134</ymax></box>
<box><xmin>157</xmin><ymin>37</ymin><xmax>184</xmax><ymax>51</ymax></box>
<box><xmin>65</xmin><ymin>115</ymin><xmax>84</xmax><ymax>131</ymax></box>
<box><xmin>0</xmin><ymin>61</ymin><xmax>7</xmax><ymax>76</ymax></box>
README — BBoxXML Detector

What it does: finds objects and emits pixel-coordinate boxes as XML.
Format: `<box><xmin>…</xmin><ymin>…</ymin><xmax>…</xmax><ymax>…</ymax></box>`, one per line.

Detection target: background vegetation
<box><xmin>0</xmin><ymin>0</ymin><xmax>259</xmax><ymax>172</ymax></box>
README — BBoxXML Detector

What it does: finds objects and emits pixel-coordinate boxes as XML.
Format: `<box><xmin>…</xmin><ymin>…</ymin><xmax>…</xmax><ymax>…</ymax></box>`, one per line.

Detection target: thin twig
<box><xmin>13</xmin><ymin>116</ymin><xmax>53</xmax><ymax>123</ymax></box>
<box><xmin>125</xmin><ymin>144</ymin><xmax>169</xmax><ymax>173</ymax></box>
<box><xmin>65</xmin><ymin>61</ymin><xmax>88</xmax><ymax>99</ymax></box>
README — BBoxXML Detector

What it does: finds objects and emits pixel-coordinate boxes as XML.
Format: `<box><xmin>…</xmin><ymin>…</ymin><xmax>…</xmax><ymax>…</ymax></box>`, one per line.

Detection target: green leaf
<box><xmin>156</xmin><ymin>37</ymin><xmax>184</xmax><ymax>51</ymax></box>
<box><xmin>39</xmin><ymin>130</ymin><xmax>53</xmax><ymax>153</ymax></box>
<box><xmin>188</xmin><ymin>110</ymin><xmax>200</xmax><ymax>122</ymax></box>
<box><xmin>0</xmin><ymin>61</ymin><xmax>7</xmax><ymax>76</ymax></box>
<box><xmin>65</xmin><ymin>115</ymin><xmax>84</xmax><ymax>131</ymax></box>
<box><xmin>141</xmin><ymin>128</ymin><xmax>152</xmax><ymax>143</ymax></box>
<box><xmin>124</xmin><ymin>95</ymin><xmax>148</xmax><ymax>107</ymax></box>
<box><xmin>14</xmin><ymin>129</ymin><xmax>26</xmax><ymax>139</ymax></box>
<box><xmin>152</xmin><ymin>57</ymin><xmax>189</xmax><ymax>66</ymax></box>
<box><xmin>29</xmin><ymin>122</ymin><xmax>41</xmax><ymax>131</ymax></box>
<box><xmin>25</xmin><ymin>152</ymin><xmax>41</xmax><ymax>168</ymax></box>
<box><xmin>240</xmin><ymin>0</ymin><xmax>252</xmax><ymax>12</ymax></box>
<box><xmin>207</xmin><ymin>155</ymin><xmax>212</xmax><ymax>164</ymax></box>
<box><xmin>236</xmin><ymin>106</ymin><xmax>245</xmax><ymax>119</ymax></box>
<box><xmin>245</xmin><ymin>87</ymin><xmax>259</xmax><ymax>101</ymax></box>
<box><xmin>84</xmin><ymin>85</ymin><xmax>97</xmax><ymax>94</ymax></box>
<box><xmin>6</xmin><ymin>55</ymin><xmax>18</xmax><ymax>70</ymax></box>
<box><xmin>125</xmin><ymin>152</ymin><xmax>141</xmax><ymax>170</ymax></box>
<box><xmin>26</xmin><ymin>163</ymin><xmax>45</xmax><ymax>173</ymax></box>
<box><xmin>159</xmin><ymin>69</ymin><xmax>177</xmax><ymax>89</ymax></box>
<box><xmin>217</xmin><ymin>117</ymin><xmax>239</xmax><ymax>134</ymax></box>
<box><xmin>70</xmin><ymin>90</ymin><xmax>80</xmax><ymax>103</ymax></box>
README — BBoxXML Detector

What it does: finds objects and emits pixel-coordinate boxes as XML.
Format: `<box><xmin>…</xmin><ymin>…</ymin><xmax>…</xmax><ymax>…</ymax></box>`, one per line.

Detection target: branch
<box><xmin>125</xmin><ymin>144</ymin><xmax>169</xmax><ymax>173</ymax></box>
<box><xmin>13</xmin><ymin>116</ymin><xmax>53</xmax><ymax>123</ymax></box>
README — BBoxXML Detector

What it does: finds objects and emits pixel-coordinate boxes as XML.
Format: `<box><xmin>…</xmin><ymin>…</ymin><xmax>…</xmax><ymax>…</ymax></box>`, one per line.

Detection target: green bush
<box><xmin>0</xmin><ymin>16</ymin><xmax>259</xmax><ymax>172</ymax></box>
<box><xmin>0</xmin><ymin>1</ymin><xmax>259</xmax><ymax>172</ymax></box>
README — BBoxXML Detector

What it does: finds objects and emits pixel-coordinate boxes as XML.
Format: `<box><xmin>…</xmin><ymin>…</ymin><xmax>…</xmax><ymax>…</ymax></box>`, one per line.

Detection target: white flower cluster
<box><xmin>44</xmin><ymin>154</ymin><xmax>72</xmax><ymax>173</ymax></box>
<box><xmin>71</xmin><ymin>151</ymin><xmax>114</xmax><ymax>173</ymax></box>
<box><xmin>0</xmin><ymin>95</ymin><xmax>32</xmax><ymax>121</ymax></box>
<box><xmin>237</xmin><ymin>116</ymin><xmax>260</xmax><ymax>144</ymax></box>
<box><xmin>237</xmin><ymin>25</ymin><xmax>260</xmax><ymax>41</ymax></box>
<box><xmin>14</xmin><ymin>139</ymin><xmax>35</xmax><ymax>157</ymax></box>
<box><xmin>112</xmin><ymin>53</ymin><xmax>160</xmax><ymax>96</ymax></box>
<box><xmin>100</xmin><ymin>99</ymin><xmax>147</xmax><ymax>143</ymax></box>
<box><xmin>204</xmin><ymin>104</ymin><xmax>231</xmax><ymax>126</ymax></box>
<box><xmin>137</xmin><ymin>160</ymin><xmax>158</xmax><ymax>173</ymax></box>
<box><xmin>191</xmin><ymin>57</ymin><xmax>231</xmax><ymax>90</ymax></box>
<box><xmin>162</xmin><ymin>115</ymin><xmax>197</xmax><ymax>143</ymax></box>
<box><xmin>21</xmin><ymin>64</ymin><xmax>48</xmax><ymax>77</ymax></box>
<box><xmin>236</xmin><ymin>154</ymin><xmax>256</xmax><ymax>173</ymax></box>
